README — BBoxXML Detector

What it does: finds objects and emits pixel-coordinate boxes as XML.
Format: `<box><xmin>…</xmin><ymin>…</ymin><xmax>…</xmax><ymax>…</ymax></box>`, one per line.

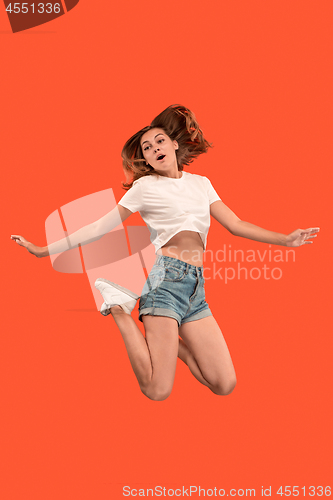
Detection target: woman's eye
<box><xmin>158</xmin><ymin>139</ymin><xmax>164</xmax><ymax>143</ymax></box>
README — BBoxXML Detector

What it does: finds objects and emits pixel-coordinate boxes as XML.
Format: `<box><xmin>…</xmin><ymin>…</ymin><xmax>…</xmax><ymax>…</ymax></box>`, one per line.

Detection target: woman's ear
<box><xmin>174</xmin><ymin>141</ymin><xmax>179</xmax><ymax>150</ymax></box>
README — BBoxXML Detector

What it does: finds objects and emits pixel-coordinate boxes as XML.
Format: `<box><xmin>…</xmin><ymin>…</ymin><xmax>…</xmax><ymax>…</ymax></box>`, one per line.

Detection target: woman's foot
<box><xmin>95</xmin><ymin>278</ymin><xmax>140</xmax><ymax>316</ymax></box>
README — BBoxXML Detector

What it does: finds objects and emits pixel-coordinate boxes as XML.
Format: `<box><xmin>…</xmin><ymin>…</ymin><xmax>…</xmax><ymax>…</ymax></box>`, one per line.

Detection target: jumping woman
<box><xmin>11</xmin><ymin>104</ymin><xmax>320</xmax><ymax>401</ymax></box>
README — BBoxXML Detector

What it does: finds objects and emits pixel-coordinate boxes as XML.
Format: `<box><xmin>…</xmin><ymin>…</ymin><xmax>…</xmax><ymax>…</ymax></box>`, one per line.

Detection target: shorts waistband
<box><xmin>155</xmin><ymin>255</ymin><xmax>204</xmax><ymax>277</ymax></box>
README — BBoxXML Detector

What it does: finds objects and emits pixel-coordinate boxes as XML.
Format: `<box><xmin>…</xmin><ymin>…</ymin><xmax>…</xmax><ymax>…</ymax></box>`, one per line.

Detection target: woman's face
<box><xmin>140</xmin><ymin>128</ymin><xmax>179</xmax><ymax>173</ymax></box>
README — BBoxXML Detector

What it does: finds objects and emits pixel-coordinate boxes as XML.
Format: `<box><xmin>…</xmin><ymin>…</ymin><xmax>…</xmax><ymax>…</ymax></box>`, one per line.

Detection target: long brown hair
<box><xmin>121</xmin><ymin>104</ymin><xmax>213</xmax><ymax>190</ymax></box>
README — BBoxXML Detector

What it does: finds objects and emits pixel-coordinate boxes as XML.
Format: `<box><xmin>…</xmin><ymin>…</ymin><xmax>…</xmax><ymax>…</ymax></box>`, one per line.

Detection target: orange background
<box><xmin>1</xmin><ymin>1</ymin><xmax>332</xmax><ymax>499</ymax></box>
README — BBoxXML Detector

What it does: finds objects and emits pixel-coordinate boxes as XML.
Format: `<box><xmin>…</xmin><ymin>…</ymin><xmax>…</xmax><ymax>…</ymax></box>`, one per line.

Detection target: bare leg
<box><xmin>109</xmin><ymin>306</ymin><xmax>179</xmax><ymax>401</ymax></box>
<box><xmin>177</xmin><ymin>337</ymin><xmax>213</xmax><ymax>389</ymax></box>
<box><xmin>178</xmin><ymin>315</ymin><xmax>237</xmax><ymax>395</ymax></box>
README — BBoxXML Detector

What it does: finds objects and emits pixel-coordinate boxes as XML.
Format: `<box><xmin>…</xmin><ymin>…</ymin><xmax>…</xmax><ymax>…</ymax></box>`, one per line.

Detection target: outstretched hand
<box><xmin>286</xmin><ymin>227</ymin><xmax>320</xmax><ymax>247</ymax></box>
<box><xmin>11</xmin><ymin>235</ymin><xmax>43</xmax><ymax>257</ymax></box>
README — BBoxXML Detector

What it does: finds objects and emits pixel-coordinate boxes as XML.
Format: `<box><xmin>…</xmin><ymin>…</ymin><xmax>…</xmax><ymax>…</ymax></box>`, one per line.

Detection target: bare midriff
<box><xmin>156</xmin><ymin>230</ymin><xmax>204</xmax><ymax>267</ymax></box>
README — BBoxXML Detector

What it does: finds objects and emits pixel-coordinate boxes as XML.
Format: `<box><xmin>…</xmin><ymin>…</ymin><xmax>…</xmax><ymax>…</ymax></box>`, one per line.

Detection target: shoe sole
<box><xmin>95</xmin><ymin>278</ymin><xmax>140</xmax><ymax>300</ymax></box>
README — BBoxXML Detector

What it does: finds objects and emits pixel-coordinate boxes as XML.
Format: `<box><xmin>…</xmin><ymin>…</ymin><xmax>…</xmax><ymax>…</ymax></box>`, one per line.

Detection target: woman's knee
<box><xmin>140</xmin><ymin>384</ymin><xmax>173</xmax><ymax>401</ymax></box>
<box><xmin>211</xmin><ymin>375</ymin><xmax>237</xmax><ymax>396</ymax></box>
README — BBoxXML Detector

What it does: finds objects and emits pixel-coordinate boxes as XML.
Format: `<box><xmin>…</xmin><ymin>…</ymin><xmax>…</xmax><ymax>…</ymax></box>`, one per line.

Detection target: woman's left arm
<box><xmin>210</xmin><ymin>200</ymin><xmax>320</xmax><ymax>247</ymax></box>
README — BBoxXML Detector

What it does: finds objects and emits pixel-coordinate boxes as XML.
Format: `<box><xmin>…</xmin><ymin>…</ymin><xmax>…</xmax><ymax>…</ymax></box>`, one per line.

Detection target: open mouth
<box><xmin>157</xmin><ymin>154</ymin><xmax>166</xmax><ymax>161</ymax></box>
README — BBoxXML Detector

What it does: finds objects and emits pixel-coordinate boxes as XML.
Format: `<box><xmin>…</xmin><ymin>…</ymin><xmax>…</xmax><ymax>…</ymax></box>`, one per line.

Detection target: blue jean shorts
<box><xmin>138</xmin><ymin>255</ymin><xmax>212</xmax><ymax>327</ymax></box>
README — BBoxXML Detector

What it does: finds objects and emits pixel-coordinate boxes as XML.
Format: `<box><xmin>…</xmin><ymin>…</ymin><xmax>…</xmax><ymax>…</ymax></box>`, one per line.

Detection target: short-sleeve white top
<box><xmin>118</xmin><ymin>171</ymin><xmax>221</xmax><ymax>254</ymax></box>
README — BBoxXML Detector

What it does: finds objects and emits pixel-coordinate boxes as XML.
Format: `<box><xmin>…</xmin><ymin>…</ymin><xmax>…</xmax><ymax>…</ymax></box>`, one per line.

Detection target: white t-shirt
<box><xmin>118</xmin><ymin>171</ymin><xmax>221</xmax><ymax>253</ymax></box>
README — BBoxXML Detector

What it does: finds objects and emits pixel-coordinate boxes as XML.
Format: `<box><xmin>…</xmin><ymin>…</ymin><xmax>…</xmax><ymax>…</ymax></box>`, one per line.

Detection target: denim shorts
<box><xmin>138</xmin><ymin>255</ymin><xmax>212</xmax><ymax>327</ymax></box>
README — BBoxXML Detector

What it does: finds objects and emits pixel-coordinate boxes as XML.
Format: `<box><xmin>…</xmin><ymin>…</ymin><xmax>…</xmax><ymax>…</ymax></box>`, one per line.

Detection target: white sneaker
<box><xmin>94</xmin><ymin>278</ymin><xmax>140</xmax><ymax>316</ymax></box>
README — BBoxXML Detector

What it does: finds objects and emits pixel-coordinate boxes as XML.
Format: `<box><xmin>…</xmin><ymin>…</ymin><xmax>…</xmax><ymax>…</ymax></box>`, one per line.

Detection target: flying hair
<box><xmin>121</xmin><ymin>104</ymin><xmax>213</xmax><ymax>190</ymax></box>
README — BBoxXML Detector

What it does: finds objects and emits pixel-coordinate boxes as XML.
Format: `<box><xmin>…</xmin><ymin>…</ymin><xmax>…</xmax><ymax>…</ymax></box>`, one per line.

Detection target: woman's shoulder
<box><xmin>185</xmin><ymin>171</ymin><xmax>211</xmax><ymax>183</ymax></box>
<box><xmin>132</xmin><ymin>174</ymin><xmax>158</xmax><ymax>187</ymax></box>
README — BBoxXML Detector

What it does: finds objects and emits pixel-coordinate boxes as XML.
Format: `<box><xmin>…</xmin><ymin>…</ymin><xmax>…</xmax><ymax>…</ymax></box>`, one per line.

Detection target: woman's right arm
<box><xmin>11</xmin><ymin>204</ymin><xmax>133</xmax><ymax>258</ymax></box>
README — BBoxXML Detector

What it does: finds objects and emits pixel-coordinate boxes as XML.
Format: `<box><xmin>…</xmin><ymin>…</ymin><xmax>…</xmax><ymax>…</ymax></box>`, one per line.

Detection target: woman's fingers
<box><xmin>15</xmin><ymin>240</ymin><xmax>26</xmax><ymax>247</ymax></box>
<box><xmin>11</xmin><ymin>235</ymin><xmax>25</xmax><ymax>240</ymax></box>
<box><xmin>299</xmin><ymin>228</ymin><xmax>320</xmax><ymax>244</ymax></box>
<box><xmin>301</xmin><ymin>231</ymin><xmax>319</xmax><ymax>245</ymax></box>
<box><xmin>11</xmin><ymin>235</ymin><xmax>42</xmax><ymax>257</ymax></box>
<box><xmin>286</xmin><ymin>227</ymin><xmax>320</xmax><ymax>247</ymax></box>
<box><xmin>11</xmin><ymin>235</ymin><xmax>29</xmax><ymax>247</ymax></box>
<box><xmin>303</xmin><ymin>227</ymin><xmax>320</xmax><ymax>234</ymax></box>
